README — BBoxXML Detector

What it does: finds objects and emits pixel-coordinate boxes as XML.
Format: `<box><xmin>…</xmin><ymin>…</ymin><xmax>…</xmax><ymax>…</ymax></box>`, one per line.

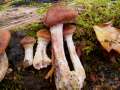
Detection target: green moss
<box><xmin>0</xmin><ymin>2</ymin><xmax>12</xmax><ymax>11</ymax></box>
<box><xmin>24</xmin><ymin>23</ymin><xmax>44</xmax><ymax>37</ymax></box>
<box><xmin>0</xmin><ymin>5</ymin><xmax>4</xmax><ymax>11</ymax></box>
<box><xmin>36</xmin><ymin>3</ymin><xmax>52</xmax><ymax>15</ymax></box>
<box><xmin>1</xmin><ymin>0</ymin><xmax>120</xmax><ymax>89</ymax></box>
<box><xmin>71</xmin><ymin>0</ymin><xmax>120</xmax><ymax>61</ymax></box>
<box><xmin>12</xmin><ymin>22</ymin><xmax>45</xmax><ymax>37</ymax></box>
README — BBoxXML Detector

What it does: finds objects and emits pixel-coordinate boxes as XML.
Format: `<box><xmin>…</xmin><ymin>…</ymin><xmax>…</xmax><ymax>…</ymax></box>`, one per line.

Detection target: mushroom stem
<box><xmin>42</xmin><ymin>41</ymin><xmax>51</xmax><ymax>67</ymax></box>
<box><xmin>24</xmin><ymin>44</ymin><xmax>34</xmax><ymax>66</ymax></box>
<box><xmin>50</xmin><ymin>23</ymin><xmax>70</xmax><ymax>72</ymax></box>
<box><xmin>0</xmin><ymin>52</ymin><xmax>8</xmax><ymax>81</ymax></box>
<box><xmin>50</xmin><ymin>23</ymin><xmax>71</xmax><ymax>90</ymax></box>
<box><xmin>21</xmin><ymin>36</ymin><xmax>36</xmax><ymax>68</ymax></box>
<box><xmin>65</xmin><ymin>34</ymin><xmax>86</xmax><ymax>87</ymax></box>
<box><xmin>33</xmin><ymin>37</ymin><xmax>51</xmax><ymax>70</ymax></box>
<box><xmin>43</xmin><ymin>4</ymin><xmax>81</xmax><ymax>89</ymax></box>
<box><xmin>0</xmin><ymin>30</ymin><xmax>11</xmax><ymax>81</ymax></box>
<box><xmin>65</xmin><ymin>34</ymin><xmax>85</xmax><ymax>73</ymax></box>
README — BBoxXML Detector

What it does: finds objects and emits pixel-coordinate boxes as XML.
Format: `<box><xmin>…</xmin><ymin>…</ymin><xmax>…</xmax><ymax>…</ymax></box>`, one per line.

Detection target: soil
<box><xmin>0</xmin><ymin>31</ymin><xmax>120</xmax><ymax>90</ymax></box>
<box><xmin>0</xmin><ymin>5</ymin><xmax>120</xmax><ymax>90</ymax></box>
<box><xmin>0</xmin><ymin>7</ymin><xmax>40</xmax><ymax>30</ymax></box>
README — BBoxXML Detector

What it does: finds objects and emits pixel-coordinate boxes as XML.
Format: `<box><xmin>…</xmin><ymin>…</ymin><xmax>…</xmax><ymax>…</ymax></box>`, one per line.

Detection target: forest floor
<box><xmin>0</xmin><ymin>1</ymin><xmax>120</xmax><ymax>90</ymax></box>
<box><xmin>0</xmin><ymin>6</ymin><xmax>40</xmax><ymax>30</ymax></box>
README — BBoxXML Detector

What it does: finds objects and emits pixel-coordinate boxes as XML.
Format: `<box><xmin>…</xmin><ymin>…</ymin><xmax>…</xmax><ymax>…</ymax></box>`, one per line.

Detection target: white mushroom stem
<box><xmin>24</xmin><ymin>44</ymin><xmax>34</xmax><ymax>66</ymax></box>
<box><xmin>65</xmin><ymin>34</ymin><xmax>86</xmax><ymax>87</ymax></box>
<box><xmin>50</xmin><ymin>23</ymin><xmax>70</xmax><ymax>73</ymax></box>
<box><xmin>50</xmin><ymin>23</ymin><xmax>85</xmax><ymax>89</ymax></box>
<box><xmin>50</xmin><ymin>23</ymin><xmax>71</xmax><ymax>89</ymax></box>
<box><xmin>33</xmin><ymin>38</ymin><xmax>51</xmax><ymax>70</ymax></box>
<box><xmin>0</xmin><ymin>52</ymin><xmax>8</xmax><ymax>81</ymax></box>
<box><xmin>65</xmin><ymin>34</ymin><xmax>86</xmax><ymax>73</ymax></box>
<box><xmin>42</xmin><ymin>40</ymin><xmax>51</xmax><ymax>67</ymax></box>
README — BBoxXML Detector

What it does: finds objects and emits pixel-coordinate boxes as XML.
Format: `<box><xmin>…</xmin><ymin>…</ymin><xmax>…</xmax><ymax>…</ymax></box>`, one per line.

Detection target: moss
<box><xmin>1</xmin><ymin>0</ymin><xmax>120</xmax><ymax>89</ymax></box>
<box><xmin>0</xmin><ymin>2</ymin><xmax>12</xmax><ymax>11</ymax></box>
<box><xmin>0</xmin><ymin>72</ymin><xmax>24</xmax><ymax>90</ymax></box>
<box><xmin>71</xmin><ymin>0</ymin><xmax>120</xmax><ymax>62</ymax></box>
<box><xmin>24</xmin><ymin>23</ymin><xmax>44</xmax><ymax>37</ymax></box>
<box><xmin>11</xmin><ymin>22</ymin><xmax>45</xmax><ymax>37</ymax></box>
<box><xmin>0</xmin><ymin>5</ymin><xmax>4</xmax><ymax>11</ymax></box>
<box><xmin>36</xmin><ymin>2</ymin><xmax>52</xmax><ymax>15</ymax></box>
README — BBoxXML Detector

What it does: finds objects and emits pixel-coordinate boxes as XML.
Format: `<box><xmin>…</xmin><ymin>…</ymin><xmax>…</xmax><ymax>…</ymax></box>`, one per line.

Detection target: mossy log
<box><xmin>0</xmin><ymin>7</ymin><xmax>42</xmax><ymax>31</ymax></box>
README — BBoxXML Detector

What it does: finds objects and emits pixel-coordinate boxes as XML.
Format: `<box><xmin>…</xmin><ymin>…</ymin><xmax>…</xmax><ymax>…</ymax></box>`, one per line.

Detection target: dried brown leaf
<box><xmin>93</xmin><ymin>22</ymin><xmax>120</xmax><ymax>53</ymax></box>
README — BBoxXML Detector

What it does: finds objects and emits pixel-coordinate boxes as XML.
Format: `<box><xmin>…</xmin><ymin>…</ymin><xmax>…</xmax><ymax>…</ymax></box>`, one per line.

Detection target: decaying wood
<box><xmin>0</xmin><ymin>6</ymin><xmax>84</xmax><ymax>31</ymax></box>
<box><xmin>0</xmin><ymin>7</ymin><xmax>42</xmax><ymax>31</ymax></box>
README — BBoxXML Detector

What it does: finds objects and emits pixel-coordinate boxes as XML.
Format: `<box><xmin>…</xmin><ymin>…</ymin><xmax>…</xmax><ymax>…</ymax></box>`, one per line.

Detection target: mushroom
<box><xmin>0</xmin><ymin>30</ymin><xmax>11</xmax><ymax>81</ymax></box>
<box><xmin>33</xmin><ymin>29</ymin><xmax>51</xmax><ymax>70</ymax></box>
<box><xmin>20</xmin><ymin>36</ymin><xmax>36</xmax><ymax>68</ymax></box>
<box><xmin>63</xmin><ymin>24</ymin><xmax>86</xmax><ymax>87</ymax></box>
<box><xmin>43</xmin><ymin>4</ymin><xmax>84</xmax><ymax>89</ymax></box>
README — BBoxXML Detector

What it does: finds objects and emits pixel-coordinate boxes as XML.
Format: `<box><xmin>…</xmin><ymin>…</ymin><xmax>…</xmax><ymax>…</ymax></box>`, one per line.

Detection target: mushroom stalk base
<box><xmin>33</xmin><ymin>38</ymin><xmax>51</xmax><ymax>70</ymax></box>
<box><xmin>24</xmin><ymin>44</ymin><xmax>34</xmax><ymax>67</ymax></box>
<box><xmin>50</xmin><ymin>24</ymin><xmax>86</xmax><ymax>90</ymax></box>
<box><xmin>0</xmin><ymin>52</ymin><xmax>8</xmax><ymax>81</ymax></box>
<box><xmin>65</xmin><ymin>34</ymin><xmax>86</xmax><ymax>88</ymax></box>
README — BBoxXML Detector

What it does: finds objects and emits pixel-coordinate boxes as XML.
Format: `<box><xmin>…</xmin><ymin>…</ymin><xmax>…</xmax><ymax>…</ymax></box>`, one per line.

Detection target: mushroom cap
<box><xmin>20</xmin><ymin>36</ymin><xmax>36</xmax><ymax>46</ymax></box>
<box><xmin>63</xmin><ymin>24</ymin><xmax>76</xmax><ymax>36</ymax></box>
<box><xmin>43</xmin><ymin>4</ymin><xmax>78</xmax><ymax>27</ymax></box>
<box><xmin>0</xmin><ymin>30</ymin><xmax>11</xmax><ymax>54</ymax></box>
<box><xmin>37</xmin><ymin>29</ymin><xmax>51</xmax><ymax>41</ymax></box>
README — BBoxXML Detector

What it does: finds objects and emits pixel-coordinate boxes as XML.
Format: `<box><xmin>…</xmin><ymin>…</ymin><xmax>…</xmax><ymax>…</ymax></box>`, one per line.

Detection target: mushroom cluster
<box><xmin>0</xmin><ymin>4</ymin><xmax>86</xmax><ymax>90</ymax></box>
<box><xmin>43</xmin><ymin>4</ymin><xmax>86</xmax><ymax>89</ymax></box>
<box><xmin>33</xmin><ymin>29</ymin><xmax>51</xmax><ymax>70</ymax></box>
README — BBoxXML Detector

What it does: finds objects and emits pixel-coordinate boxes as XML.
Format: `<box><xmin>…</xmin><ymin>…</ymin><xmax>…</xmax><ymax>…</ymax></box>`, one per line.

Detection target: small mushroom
<box><xmin>43</xmin><ymin>4</ymin><xmax>81</xmax><ymax>90</ymax></box>
<box><xmin>0</xmin><ymin>30</ymin><xmax>11</xmax><ymax>81</ymax></box>
<box><xmin>33</xmin><ymin>29</ymin><xmax>51</xmax><ymax>70</ymax></box>
<box><xmin>20</xmin><ymin>36</ymin><xmax>36</xmax><ymax>68</ymax></box>
<box><xmin>63</xmin><ymin>24</ymin><xmax>86</xmax><ymax>88</ymax></box>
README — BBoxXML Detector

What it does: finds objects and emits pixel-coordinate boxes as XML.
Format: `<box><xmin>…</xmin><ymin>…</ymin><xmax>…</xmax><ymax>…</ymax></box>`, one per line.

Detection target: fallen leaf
<box><xmin>93</xmin><ymin>22</ymin><xmax>120</xmax><ymax>53</ymax></box>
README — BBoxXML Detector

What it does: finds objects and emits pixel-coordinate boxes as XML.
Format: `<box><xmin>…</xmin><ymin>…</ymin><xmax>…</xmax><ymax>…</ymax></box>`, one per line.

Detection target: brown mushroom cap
<box><xmin>43</xmin><ymin>4</ymin><xmax>78</xmax><ymax>27</ymax></box>
<box><xmin>0</xmin><ymin>30</ymin><xmax>11</xmax><ymax>54</ymax></box>
<box><xmin>63</xmin><ymin>24</ymin><xmax>76</xmax><ymax>36</ymax></box>
<box><xmin>20</xmin><ymin>36</ymin><xmax>36</xmax><ymax>46</ymax></box>
<box><xmin>37</xmin><ymin>29</ymin><xmax>51</xmax><ymax>41</ymax></box>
